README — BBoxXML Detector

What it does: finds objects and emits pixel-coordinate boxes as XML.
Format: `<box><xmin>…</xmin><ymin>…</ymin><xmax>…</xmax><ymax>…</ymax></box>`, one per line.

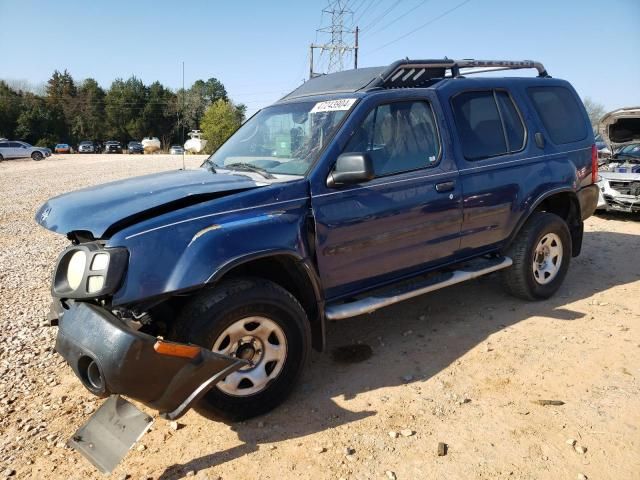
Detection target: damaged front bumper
<box><xmin>597</xmin><ymin>178</ymin><xmax>640</xmax><ymax>213</ymax></box>
<box><xmin>55</xmin><ymin>302</ymin><xmax>246</xmax><ymax>420</ymax></box>
<box><xmin>599</xmin><ymin>194</ymin><xmax>640</xmax><ymax>212</ymax></box>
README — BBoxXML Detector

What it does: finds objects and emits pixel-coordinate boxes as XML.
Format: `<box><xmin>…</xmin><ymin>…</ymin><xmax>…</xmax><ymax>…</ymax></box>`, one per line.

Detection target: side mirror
<box><xmin>326</xmin><ymin>152</ymin><xmax>374</xmax><ymax>188</ymax></box>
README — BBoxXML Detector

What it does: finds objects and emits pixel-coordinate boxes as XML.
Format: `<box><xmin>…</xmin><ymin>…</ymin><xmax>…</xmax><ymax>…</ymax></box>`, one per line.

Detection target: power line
<box><xmin>360</xmin><ymin>0</ymin><xmax>403</xmax><ymax>31</ymax></box>
<box><xmin>367</xmin><ymin>0</ymin><xmax>473</xmax><ymax>54</ymax></box>
<box><xmin>363</xmin><ymin>0</ymin><xmax>432</xmax><ymax>37</ymax></box>
<box><xmin>351</xmin><ymin>0</ymin><xmax>381</xmax><ymax>27</ymax></box>
<box><xmin>350</xmin><ymin>0</ymin><xmax>369</xmax><ymax>16</ymax></box>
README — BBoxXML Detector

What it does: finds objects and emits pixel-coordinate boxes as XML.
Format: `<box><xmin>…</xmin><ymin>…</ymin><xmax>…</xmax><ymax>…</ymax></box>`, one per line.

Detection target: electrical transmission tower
<box><xmin>310</xmin><ymin>0</ymin><xmax>359</xmax><ymax>79</ymax></box>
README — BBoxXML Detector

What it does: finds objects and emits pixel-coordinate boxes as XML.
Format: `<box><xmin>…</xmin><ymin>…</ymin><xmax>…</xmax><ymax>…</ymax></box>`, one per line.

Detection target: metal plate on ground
<box><xmin>67</xmin><ymin>395</ymin><xmax>153</xmax><ymax>474</ymax></box>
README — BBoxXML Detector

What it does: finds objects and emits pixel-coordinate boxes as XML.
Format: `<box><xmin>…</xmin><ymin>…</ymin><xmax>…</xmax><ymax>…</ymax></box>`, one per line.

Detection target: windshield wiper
<box><xmin>224</xmin><ymin>162</ymin><xmax>275</xmax><ymax>179</ymax></box>
<box><xmin>202</xmin><ymin>158</ymin><xmax>217</xmax><ymax>173</ymax></box>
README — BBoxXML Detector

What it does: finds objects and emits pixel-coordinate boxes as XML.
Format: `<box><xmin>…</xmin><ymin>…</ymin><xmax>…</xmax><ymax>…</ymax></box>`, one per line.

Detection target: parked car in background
<box><xmin>78</xmin><ymin>140</ymin><xmax>97</xmax><ymax>154</ymax></box>
<box><xmin>169</xmin><ymin>144</ymin><xmax>185</xmax><ymax>155</ymax></box>
<box><xmin>55</xmin><ymin>144</ymin><xmax>71</xmax><ymax>154</ymax></box>
<box><xmin>0</xmin><ymin>140</ymin><xmax>51</xmax><ymax>161</ymax></box>
<box><xmin>104</xmin><ymin>141</ymin><xmax>123</xmax><ymax>153</ymax></box>
<box><xmin>597</xmin><ymin>107</ymin><xmax>640</xmax><ymax>213</ymax></box>
<box><xmin>37</xmin><ymin>58</ymin><xmax>599</xmax><ymax>429</ymax></box>
<box><xmin>127</xmin><ymin>141</ymin><xmax>144</xmax><ymax>154</ymax></box>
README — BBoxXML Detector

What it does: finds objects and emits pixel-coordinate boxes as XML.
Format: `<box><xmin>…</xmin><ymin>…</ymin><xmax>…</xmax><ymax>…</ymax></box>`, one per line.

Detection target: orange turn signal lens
<box><xmin>153</xmin><ymin>340</ymin><xmax>201</xmax><ymax>359</ymax></box>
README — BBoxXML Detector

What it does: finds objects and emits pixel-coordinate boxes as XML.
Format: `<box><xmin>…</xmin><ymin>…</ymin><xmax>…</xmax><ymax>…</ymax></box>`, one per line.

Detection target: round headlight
<box><xmin>67</xmin><ymin>251</ymin><xmax>87</xmax><ymax>290</ymax></box>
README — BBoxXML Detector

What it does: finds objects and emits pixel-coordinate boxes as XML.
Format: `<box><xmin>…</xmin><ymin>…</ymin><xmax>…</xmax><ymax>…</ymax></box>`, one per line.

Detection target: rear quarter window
<box><xmin>527</xmin><ymin>86</ymin><xmax>587</xmax><ymax>144</ymax></box>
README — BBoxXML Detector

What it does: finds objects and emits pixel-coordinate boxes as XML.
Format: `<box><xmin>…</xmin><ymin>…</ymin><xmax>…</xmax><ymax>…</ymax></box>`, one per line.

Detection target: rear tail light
<box><xmin>591</xmin><ymin>144</ymin><xmax>598</xmax><ymax>183</ymax></box>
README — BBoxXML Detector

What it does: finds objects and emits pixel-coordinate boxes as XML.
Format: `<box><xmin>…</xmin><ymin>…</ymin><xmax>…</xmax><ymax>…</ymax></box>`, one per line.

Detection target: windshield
<box><xmin>204</xmin><ymin>99</ymin><xmax>355</xmax><ymax>176</ymax></box>
<box><xmin>619</xmin><ymin>144</ymin><xmax>640</xmax><ymax>157</ymax></box>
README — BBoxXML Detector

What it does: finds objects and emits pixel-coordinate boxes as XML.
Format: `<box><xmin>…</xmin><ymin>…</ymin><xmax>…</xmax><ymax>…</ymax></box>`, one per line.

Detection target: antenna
<box><xmin>181</xmin><ymin>61</ymin><xmax>185</xmax><ymax>171</ymax></box>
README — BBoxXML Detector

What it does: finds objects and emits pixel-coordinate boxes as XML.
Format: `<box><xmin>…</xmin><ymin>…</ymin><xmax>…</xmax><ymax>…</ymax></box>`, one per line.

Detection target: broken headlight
<box><xmin>53</xmin><ymin>243</ymin><xmax>128</xmax><ymax>299</ymax></box>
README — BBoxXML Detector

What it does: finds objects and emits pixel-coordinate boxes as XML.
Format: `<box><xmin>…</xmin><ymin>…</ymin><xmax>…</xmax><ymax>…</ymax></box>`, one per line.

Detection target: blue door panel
<box><xmin>436</xmin><ymin>79</ymin><xmax>593</xmax><ymax>255</ymax></box>
<box><xmin>440</xmin><ymin>84</ymin><xmax>545</xmax><ymax>251</ymax></box>
<box><xmin>312</xmin><ymin>170</ymin><xmax>461</xmax><ymax>299</ymax></box>
<box><xmin>308</xmin><ymin>90</ymin><xmax>462</xmax><ymax>301</ymax></box>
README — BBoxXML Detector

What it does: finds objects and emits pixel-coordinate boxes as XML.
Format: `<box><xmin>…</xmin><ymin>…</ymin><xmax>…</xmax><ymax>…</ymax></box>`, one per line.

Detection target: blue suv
<box><xmin>37</xmin><ymin>59</ymin><xmax>599</xmax><ymax>423</ymax></box>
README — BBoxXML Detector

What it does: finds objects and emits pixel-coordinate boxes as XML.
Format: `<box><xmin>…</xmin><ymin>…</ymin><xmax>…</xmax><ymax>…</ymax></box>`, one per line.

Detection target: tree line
<box><xmin>0</xmin><ymin>70</ymin><xmax>246</xmax><ymax>153</ymax></box>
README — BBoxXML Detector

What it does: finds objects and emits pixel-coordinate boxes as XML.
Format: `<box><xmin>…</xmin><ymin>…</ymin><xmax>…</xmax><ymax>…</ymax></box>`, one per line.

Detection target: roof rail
<box><xmin>373</xmin><ymin>58</ymin><xmax>549</xmax><ymax>89</ymax></box>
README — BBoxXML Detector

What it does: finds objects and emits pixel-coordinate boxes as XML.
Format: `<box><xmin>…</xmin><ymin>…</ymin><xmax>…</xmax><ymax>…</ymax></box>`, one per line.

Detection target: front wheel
<box><xmin>502</xmin><ymin>212</ymin><xmax>572</xmax><ymax>300</ymax></box>
<box><xmin>31</xmin><ymin>151</ymin><xmax>43</xmax><ymax>161</ymax></box>
<box><xmin>172</xmin><ymin>278</ymin><xmax>310</xmax><ymax>420</ymax></box>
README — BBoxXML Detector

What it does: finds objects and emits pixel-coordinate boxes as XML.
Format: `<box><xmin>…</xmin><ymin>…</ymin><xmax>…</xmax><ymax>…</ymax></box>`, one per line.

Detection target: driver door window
<box><xmin>344</xmin><ymin>100</ymin><xmax>441</xmax><ymax>177</ymax></box>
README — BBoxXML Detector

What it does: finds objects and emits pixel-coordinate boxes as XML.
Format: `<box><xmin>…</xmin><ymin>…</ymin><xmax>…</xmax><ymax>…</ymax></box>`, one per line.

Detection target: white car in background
<box><xmin>169</xmin><ymin>144</ymin><xmax>185</xmax><ymax>155</ymax></box>
<box><xmin>0</xmin><ymin>140</ymin><xmax>52</xmax><ymax>161</ymax></box>
<box><xmin>597</xmin><ymin>107</ymin><xmax>640</xmax><ymax>213</ymax></box>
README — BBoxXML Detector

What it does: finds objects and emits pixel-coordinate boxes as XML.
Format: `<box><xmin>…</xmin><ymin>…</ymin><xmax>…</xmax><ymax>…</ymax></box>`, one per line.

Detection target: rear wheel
<box><xmin>31</xmin><ymin>151</ymin><xmax>43</xmax><ymax>161</ymax></box>
<box><xmin>0</xmin><ymin>154</ymin><xmax>4</xmax><ymax>162</ymax></box>
<box><xmin>172</xmin><ymin>278</ymin><xmax>310</xmax><ymax>420</ymax></box>
<box><xmin>502</xmin><ymin>212</ymin><xmax>572</xmax><ymax>300</ymax></box>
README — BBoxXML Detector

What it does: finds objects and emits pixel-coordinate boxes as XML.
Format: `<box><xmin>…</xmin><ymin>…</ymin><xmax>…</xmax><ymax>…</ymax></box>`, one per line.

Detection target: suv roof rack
<box><xmin>374</xmin><ymin>58</ymin><xmax>549</xmax><ymax>89</ymax></box>
<box><xmin>280</xmin><ymin>58</ymin><xmax>549</xmax><ymax>102</ymax></box>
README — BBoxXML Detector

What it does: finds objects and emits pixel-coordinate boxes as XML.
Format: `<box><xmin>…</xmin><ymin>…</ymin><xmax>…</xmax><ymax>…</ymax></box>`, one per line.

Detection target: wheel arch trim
<box><xmin>205</xmin><ymin>249</ymin><xmax>327</xmax><ymax>352</ymax></box>
<box><xmin>506</xmin><ymin>187</ymin><xmax>580</xmax><ymax>250</ymax></box>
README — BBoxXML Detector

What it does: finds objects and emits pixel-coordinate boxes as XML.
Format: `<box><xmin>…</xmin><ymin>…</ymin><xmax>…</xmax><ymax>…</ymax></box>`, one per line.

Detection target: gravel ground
<box><xmin>0</xmin><ymin>154</ymin><xmax>639</xmax><ymax>480</ymax></box>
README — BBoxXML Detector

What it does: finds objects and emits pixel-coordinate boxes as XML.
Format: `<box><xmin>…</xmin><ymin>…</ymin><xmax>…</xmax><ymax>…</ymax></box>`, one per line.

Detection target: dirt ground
<box><xmin>0</xmin><ymin>154</ymin><xmax>638</xmax><ymax>480</ymax></box>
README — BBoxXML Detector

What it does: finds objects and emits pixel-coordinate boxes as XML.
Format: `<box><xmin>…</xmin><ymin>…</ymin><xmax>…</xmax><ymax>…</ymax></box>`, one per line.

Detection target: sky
<box><xmin>1</xmin><ymin>0</ymin><xmax>639</xmax><ymax>117</ymax></box>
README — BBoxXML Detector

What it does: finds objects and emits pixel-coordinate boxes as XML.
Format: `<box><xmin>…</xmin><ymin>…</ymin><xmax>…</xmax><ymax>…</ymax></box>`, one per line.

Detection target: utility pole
<box><xmin>309</xmin><ymin>0</ymin><xmax>359</xmax><ymax>79</ymax></box>
<box><xmin>354</xmin><ymin>26</ymin><xmax>359</xmax><ymax>69</ymax></box>
<box><xmin>181</xmin><ymin>61</ymin><xmax>185</xmax><ymax>170</ymax></box>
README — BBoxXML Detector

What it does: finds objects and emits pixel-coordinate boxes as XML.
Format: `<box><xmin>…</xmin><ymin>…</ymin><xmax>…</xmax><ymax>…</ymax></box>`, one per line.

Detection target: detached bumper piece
<box><xmin>55</xmin><ymin>302</ymin><xmax>246</xmax><ymax>419</ymax></box>
<box><xmin>68</xmin><ymin>395</ymin><xmax>153</xmax><ymax>474</ymax></box>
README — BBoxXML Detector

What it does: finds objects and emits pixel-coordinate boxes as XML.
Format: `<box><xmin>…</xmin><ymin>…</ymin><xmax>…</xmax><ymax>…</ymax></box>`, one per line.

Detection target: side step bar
<box><xmin>325</xmin><ymin>256</ymin><xmax>513</xmax><ymax>320</ymax></box>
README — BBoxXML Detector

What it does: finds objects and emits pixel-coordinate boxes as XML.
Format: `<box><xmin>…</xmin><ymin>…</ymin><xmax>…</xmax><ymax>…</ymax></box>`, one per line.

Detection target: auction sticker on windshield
<box><xmin>310</xmin><ymin>98</ymin><xmax>357</xmax><ymax>113</ymax></box>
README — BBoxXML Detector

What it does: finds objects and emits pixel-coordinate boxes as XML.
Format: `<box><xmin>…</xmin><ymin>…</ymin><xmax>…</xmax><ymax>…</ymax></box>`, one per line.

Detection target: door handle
<box><xmin>435</xmin><ymin>181</ymin><xmax>455</xmax><ymax>193</ymax></box>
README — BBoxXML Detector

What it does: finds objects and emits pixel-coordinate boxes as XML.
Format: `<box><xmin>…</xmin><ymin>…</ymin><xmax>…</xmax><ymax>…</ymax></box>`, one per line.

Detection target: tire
<box><xmin>31</xmin><ymin>151</ymin><xmax>43</xmax><ymax>161</ymax></box>
<box><xmin>0</xmin><ymin>154</ymin><xmax>4</xmax><ymax>162</ymax></box>
<box><xmin>172</xmin><ymin>278</ymin><xmax>310</xmax><ymax>421</ymax></box>
<box><xmin>502</xmin><ymin>212</ymin><xmax>572</xmax><ymax>300</ymax></box>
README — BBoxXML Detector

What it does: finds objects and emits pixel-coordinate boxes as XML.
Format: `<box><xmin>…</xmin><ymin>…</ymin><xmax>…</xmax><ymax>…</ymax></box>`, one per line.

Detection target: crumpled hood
<box><xmin>598</xmin><ymin>107</ymin><xmax>640</xmax><ymax>148</ymax></box>
<box><xmin>35</xmin><ymin>168</ymin><xmax>265</xmax><ymax>238</ymax></box>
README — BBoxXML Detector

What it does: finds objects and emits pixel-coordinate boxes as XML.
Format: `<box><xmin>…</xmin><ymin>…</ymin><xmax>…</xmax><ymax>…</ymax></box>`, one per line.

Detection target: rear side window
<box><xmin>528</xmin><ymin>86</ymin><xmax>587</xmax><ymax>144</ymax></box>
<box><xmin>0</xmin><ymin>142</ymin><xmax>8</xmax><ymax>148</ymax></box>
<box><xmin>451</xmin><ymin>90</ymin><xmax>525</xmax><ymax>160</ymax></box>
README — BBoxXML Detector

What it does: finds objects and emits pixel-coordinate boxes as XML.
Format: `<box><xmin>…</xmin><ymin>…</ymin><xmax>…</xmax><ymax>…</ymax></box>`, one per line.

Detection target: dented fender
<box><xmin>107</xmin><ymin>181</ymin><xmax>313</xmax><ymax>305</ymax></box>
